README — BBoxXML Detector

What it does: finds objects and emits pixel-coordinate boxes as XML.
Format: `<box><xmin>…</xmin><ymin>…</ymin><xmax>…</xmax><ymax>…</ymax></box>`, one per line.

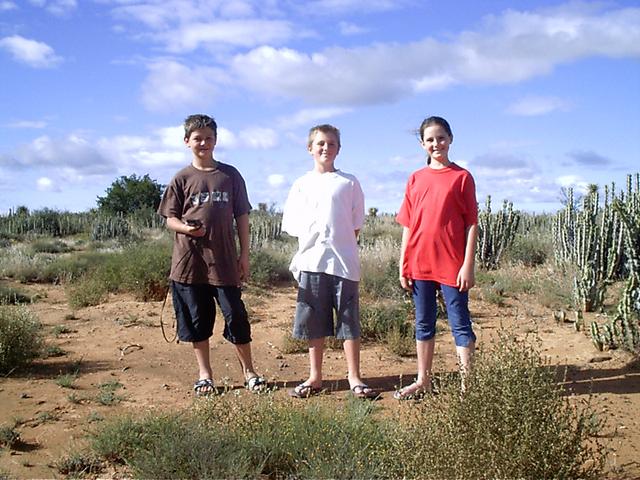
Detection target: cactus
<box><xmin>587</xmin><ymin>173</ymin><xmax>640</xmax><ymax>352</ymax></box>
<box><xmin>477</xmin><ymin>196</ymin><xmax>520</xmax><ymax>270</ymax></box>
<box><xmin>554</xmin><ymin>182</ymin><xmax>625</xmax><ymax>312</ymax></box>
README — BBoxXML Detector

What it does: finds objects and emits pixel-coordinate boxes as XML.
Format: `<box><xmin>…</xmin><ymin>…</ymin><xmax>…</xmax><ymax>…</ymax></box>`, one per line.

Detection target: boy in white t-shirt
<box><xmin>282</xmin><ymin>124</ymin><xmax>376</xmax><ymax>399</ymax></box>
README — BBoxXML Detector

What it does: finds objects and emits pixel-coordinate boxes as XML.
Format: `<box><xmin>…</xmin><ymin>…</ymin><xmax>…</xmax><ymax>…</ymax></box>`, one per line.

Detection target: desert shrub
<box><xmin>81</xmin><ymin>337</ymin><xmax>605</xmax><ymax>479</ymax></box>
<box><xmin>29</xmin><ymin>239</ymin><xmax>73</xmax><ymax>254</ymax></box>
<box><xmin>54</xmin><ymin>451</ymin><xmax>103</xmax><ymax>476</ymax></box>
<box><xmin>0</xmin><ymin>425</ymin><xmax>20</xmax><ymax>449</ymax></box>
<box><xmin>91</xmin><ymin>215</ymin><xmax>132</xmax><ymax>241</ymax></box>
<box><xmin>65</xmin><ymin>275</ymin><xmax>110</xmax><ymax>309</ymax></box>
<box><xmin>91</xmin><ymin>413</ymin><xmax>257</xmax><ymax>479</ymax></box>
<box><xmin>505</xmin><ymin>233</ymin><xmax>551</xmax><ymax>267</ymax></box>
<box><xmin>119</xmin><ymin>241</ymin><xmax>171</xmax><ymax>301</ymax></box>
<box><xmin>0</xmin><ymin>306</ymin><xmax>44</xmax><ymax>373</ymax></box>
<box><xmin>399</xmin><ymin>333</ymin><xmax>606</xmax><ymax>479</ymax></box>
<box><xmin>360</xmin><ymin>241</ymin><xmax>405</xmax><ymax>300</ymax></box>
<box><xmin>0</xmin><ymin>285</ymin><xmax>33</xmax><ymax>305</ymax></box>
<box><xmin>360</xmin><ymin>299</ymin><xmax>412</xmax><ymax>342</ymax></box>
<box><xmin>250</xmin><ymin>249</ymin><xmax>292</xmax><ymax>286</ymax></box>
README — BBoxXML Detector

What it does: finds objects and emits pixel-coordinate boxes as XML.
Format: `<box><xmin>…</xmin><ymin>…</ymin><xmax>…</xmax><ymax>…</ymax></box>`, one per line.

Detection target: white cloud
<box><xmin>556</xmin><ymin>174</ymin><xmax>590</xmax><ymax>194</ymax></box>
<box><xmin>338</xmin><ymin>21</ymin><xmax>367</xmax><ymax>36</ymax></box>
<box><xmin>163</xmin><ymin>19</ymin><xmax>294</xmax><ymax>53</ymax></box>
<box><xmin>229</xmin><ymin>5</ymin><xmax>640</xmax><ymax>106</ymax></box>
<box><xmin>277</xmin><ymin>107</ymin><xmax>352</xmax><ymax>128</ymax></box>
<box><xmin>217</xmin><ymin>127</ymin><xmax>239</xmax><ymax>149</ymax></box>
<box><xmin>239</xmin><ymin>127</ymin><xmax>279</xmax><ymax>149</ymax></box>
<box><xmin>36</xmin><ymin>177</ymin><xmax>56</xmax><ymax>191</ymax></box>
<box><xmin>299</xmin><ymin>0</ymin><xmax>408</xmax><ymax>14</ymax></box>
<box><xmin>0</xmin><ymin>1</ymin><xmax>17</xmax><ymax>11</ymax></box>
<box><xmin>6</xmin><ymin>120</ymin><xmax>48</xmax><ymax>128</ymax></box>
<box><xmin>28</xmin><ymin>0</ymin><xmax>76</xmax><ymax>15</ymax></box>
<box><xmin>13</xmin><ymin>134</ymin><xmax>114</xmax><ymax>175</ymax></box>
<box><xmin>0</xmin><ymin>35</ymin><xmax>62</xmax><ymax>68</ymax></box>
<box><xmin>506</xmin><ymin>95</ymin><xmax>570</xmax><ymax>116</ymax></box>
<box><xmin>267</xmin><ymin>174</ymin><xmax>286</xmax><ymax>187</ymax></box>
<box><xmin>140</xmin><ymin>60</ymin><xmax>228</xmax><ymax>112</ymax></box>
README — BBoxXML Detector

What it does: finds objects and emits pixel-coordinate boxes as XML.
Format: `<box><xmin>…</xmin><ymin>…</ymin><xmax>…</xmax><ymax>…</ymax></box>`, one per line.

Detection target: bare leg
<box><xmin>395</xmin><ymin>338</ymin><xmax>434</xmax><ymax>399</ymax></box>
<box><xmin>234</xmin><ymin>342</ymin><xmax>259</xmax><ymax>381</ymax></box>
<box><xmin>306</xmin><ymin>337</ymin><xmax>325</xmax><ymax>388</ymax></box>
<box><xmin>456</xmin><ymin>340</ymin><xmax>475</xmax><ymax>392</ymax></box>
<box><xmin>343</xmin><ymin>338</ymin><xmax>365</xmax><ymax>388</ymax></box>
<box><xmin>193</xmin><ymin>339</ymin><xmax>213</xmax><ymax>380</ymax></box>
<box><xmin>415</xmin><ymin>338</ymin><xmax>435</xmax><ymax>389</ymax></box>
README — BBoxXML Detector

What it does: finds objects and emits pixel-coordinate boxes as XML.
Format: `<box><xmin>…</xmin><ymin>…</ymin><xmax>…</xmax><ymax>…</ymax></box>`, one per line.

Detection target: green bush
<box><xmin>0</xmin><ymin>285</ymin><xmax>33</xmax><ymax>305</ymax></box>
<box><xmin>119</xmin><ymin>242</ymin><xmax>171</xmax><ymax>301</ymax></box>
<box><xmin>399</xmin><ymin>333</ymin><xmax>606</xmax><ymax>479</ymax></box>
<box><xmin>0</xmin><ymin>306</ymin><xmax>44</xmax><ymax>373</ymax></box>
<box><xmin>360</xmin><ymin>255</ymin><xmax>405</xmax><ymax>300</ymax></box>
<box><xmin>29</xmin><ymin>239</ymin><xmax>73</xmax><ymax>254</ymax></box>
<box><xmin>65</xmin><ymin>275</ymin><xmax>110</xmax><ymax>309</ymax></box>
<box><xmin>74</xmin><ymin>334</ymin><xmax>604</xmax><ymax>479</ymax></box>
<box><xmin>250</xmin><ymin>249</ymin><xmax>292</xmax><ymax>286</ymax></box>
<box><xmin>360</xmin><ymin>300</ymin><xmax>413</xmax><ymax>342</ymax></box>
<box><xmin>505</xmin><ymin>234</ymin><xmax>551</xmax><ymax>267</ymax></box>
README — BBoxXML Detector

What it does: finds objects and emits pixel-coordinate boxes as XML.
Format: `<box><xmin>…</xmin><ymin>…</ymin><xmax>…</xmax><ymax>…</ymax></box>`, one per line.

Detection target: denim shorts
<box><xmin>413</xmin><ymin>280</ymin><xmax>476</xmax><ymax>347</ymax></box>
<box><xmin>293</xmin><ymin>271</ymin><xmax>360</xmax><ymax>340</ymax></box>
<box><xmin>171</xmin><ymin>281</ymin><xmax>251</xmax><ymax>344</ymax></box>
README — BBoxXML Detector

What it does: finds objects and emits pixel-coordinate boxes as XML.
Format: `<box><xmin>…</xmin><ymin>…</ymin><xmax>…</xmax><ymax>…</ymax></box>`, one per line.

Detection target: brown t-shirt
<box><xmin>157</xmin><ymin>163</ymin><xmax>251</xmax><ymax>286</ymax></box>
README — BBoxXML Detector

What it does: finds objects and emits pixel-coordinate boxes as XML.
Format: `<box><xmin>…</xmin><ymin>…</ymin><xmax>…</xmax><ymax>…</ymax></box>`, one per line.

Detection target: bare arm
<box><xmin>399</xmin><ymin>226</ymin><xmax>412</xmax><ymax>291</ymax></box>
<box><xmin>236</xmin><ymin>213</ymin><xmax>250</xmax><ymax>284</ymax></box>
<box><xmin>457</xmin><ymin>224</ymin><xmax>478</xmax><ymax>292</ymax></box>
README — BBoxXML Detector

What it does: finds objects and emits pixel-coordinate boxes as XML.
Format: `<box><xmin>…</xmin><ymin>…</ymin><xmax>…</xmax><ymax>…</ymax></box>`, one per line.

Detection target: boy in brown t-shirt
<box><xmin>158</xmin><ymin>114</ymin><xmax>265</xmax><ymax>396</ymax></box>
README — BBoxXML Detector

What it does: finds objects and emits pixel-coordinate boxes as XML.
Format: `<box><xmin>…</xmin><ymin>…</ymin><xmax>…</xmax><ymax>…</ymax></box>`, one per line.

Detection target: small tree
<box><xmin>97</xmin><ymin>174</ymin><xmax>164</xmax><ymax>216</ymax></box>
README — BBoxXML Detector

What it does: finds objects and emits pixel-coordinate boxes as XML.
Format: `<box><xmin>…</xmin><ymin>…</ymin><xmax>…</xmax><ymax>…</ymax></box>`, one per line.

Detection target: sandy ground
<box><xmin>0</xmin><ymin>280</ymin><xmax>638</xmax><ymax>479</ymax></box>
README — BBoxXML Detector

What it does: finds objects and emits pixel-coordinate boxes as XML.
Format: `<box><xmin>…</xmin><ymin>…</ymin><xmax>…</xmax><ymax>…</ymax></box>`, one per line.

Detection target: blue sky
<box><xmin>1</xmin><ymin>0</ymin><xmax>639</xmax><ymax>215</ymax></box>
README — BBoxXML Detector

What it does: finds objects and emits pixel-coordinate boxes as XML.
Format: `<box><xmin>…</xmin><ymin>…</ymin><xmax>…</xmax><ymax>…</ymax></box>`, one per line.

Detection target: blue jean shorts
<box><xmin>413</xmin><ymin>280</ymin><xmax>476</xmax><ymax>347</ymax></box>
<box><xmin>293</xmin><ymin>271</ymin><xmax>360</xmax><ymax>340</ymax></box>
<box><xmin>171</xmin><ymin>281</ymin><xmax>251</xmax><ymax>344</ymax></box>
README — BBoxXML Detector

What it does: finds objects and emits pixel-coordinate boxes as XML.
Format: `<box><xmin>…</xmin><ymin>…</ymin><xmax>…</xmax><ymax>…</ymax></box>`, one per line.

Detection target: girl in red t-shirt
<box><xmin>395</xmin><ymin>116</ymin><xmax>478</xmax><ymax>400</ymax></box>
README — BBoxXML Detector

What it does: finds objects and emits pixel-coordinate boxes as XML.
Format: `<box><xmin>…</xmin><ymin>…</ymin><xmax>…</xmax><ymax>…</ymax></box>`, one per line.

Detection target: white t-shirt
<box><xmin>282</xmin><ymin>169</ymin><xmax>365</xmax><ymax>282</ymax></box>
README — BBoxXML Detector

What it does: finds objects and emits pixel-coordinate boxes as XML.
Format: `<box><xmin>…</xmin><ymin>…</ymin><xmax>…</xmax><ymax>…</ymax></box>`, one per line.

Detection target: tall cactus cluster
<box><xmin>477</xmin><ymin>196</ymin><xmax>520</xmax><ymax>270</ymax></box>
<box><xmin>554</xmin><ymin>173</ymin><xmax>639</xmax><ymax>352</ymax></box>
<box><xmin>590</xmin><ymin>174</ymin><xmax>640</xmax><ymax>351</ymax></box>
<box><xmin>553</xmin><ymin>182</ymin><xmax>624</xmax><ymax>312</ymax></box>
<box><xmin>249</xmin><ymin>211</ymin><xmax>283</xmax><ymax>249</ymax></box>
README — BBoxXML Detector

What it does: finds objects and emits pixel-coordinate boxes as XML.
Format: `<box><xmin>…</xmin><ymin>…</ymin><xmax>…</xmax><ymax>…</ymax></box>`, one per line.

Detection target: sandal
<box><xmin>350</xmin><ymin>384</ymin><xmax>378</xmax><ymax>400</ymax></box>
<box><xmin>193</xmin><ymin>378</ymin><xmax>215</xmax><ymax>397</ymax></box>
<box><xmin>289</xmin><ymin>383</ymin><xmax>323</xmax><ymax>398</ymax></box>
<box><xmin>245</xmin><ymin>375</ymin><xmax>267</xmax><ymax>393</ymax></box>
<box><xmin>393</xmin><ymin>381</ymin><xmax>430</xmax><ymax>401</ymax></box>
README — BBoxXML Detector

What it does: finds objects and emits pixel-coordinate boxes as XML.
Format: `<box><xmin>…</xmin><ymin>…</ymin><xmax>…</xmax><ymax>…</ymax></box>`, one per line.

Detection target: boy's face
<box><xmin>308</xmin><ymin>130</ymin><xmax>340</xmax><ymax>173</ymax></box>
<box><xmin>185</xmin><ymin>127</ymin><xmax>216</xmax><ymax>162</ymax></box>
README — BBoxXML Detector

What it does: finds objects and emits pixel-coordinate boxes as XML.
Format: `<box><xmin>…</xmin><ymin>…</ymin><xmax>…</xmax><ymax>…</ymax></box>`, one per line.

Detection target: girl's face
<box><xmin>421</xmin><ymin>124</ymin><xmax>452</xmax><ymax>165</ymax></box>
<box><xmin>308</xmin><ymin>130</ymin><xmax>340</xmax><ymax>173</ymax></box>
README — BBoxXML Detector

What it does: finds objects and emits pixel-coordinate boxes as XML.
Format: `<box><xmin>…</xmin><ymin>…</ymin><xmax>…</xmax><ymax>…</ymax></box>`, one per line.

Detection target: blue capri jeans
<box><xmin>413</xmin><ymin>280</ymin><xmax>476</xmax><ymax>347</ymax></box>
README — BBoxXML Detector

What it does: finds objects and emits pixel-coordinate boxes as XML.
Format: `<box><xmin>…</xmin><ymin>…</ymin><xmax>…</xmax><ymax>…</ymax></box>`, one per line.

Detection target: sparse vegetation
<box><xmin>71</xmin><ymin>336</ymin><xmax>604</xmax><ymax>479</ymax></box>
<box><xmin>0</xmin><ymin>306</ymin><xmax>43</xmax><ymax>373</ymax></box>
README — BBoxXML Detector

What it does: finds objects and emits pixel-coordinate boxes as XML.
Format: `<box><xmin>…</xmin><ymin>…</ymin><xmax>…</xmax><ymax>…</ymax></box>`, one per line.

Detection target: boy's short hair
<box><xmin>307</xmin><ymin>124</ymin><xmax>341</xmax><ymax>148</ymax></box>
<box><xmin>184</xmin><ymin>114</ymin><xmax>217</xmax><ymax>139</ymax></box>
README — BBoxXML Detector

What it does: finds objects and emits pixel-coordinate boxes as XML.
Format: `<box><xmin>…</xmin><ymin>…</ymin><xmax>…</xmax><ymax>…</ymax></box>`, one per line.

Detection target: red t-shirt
<box><xmin>396</xmin><ymin>163</ymin><xmax>478</xmax><ymax>287</ymax></box>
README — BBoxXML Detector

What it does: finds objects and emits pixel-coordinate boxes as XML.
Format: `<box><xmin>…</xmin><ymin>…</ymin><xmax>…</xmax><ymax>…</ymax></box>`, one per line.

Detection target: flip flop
<box><xmin>350</xmin><ymin>384</ymin><xmax>378</xmax><ymax>399</ymax></box>
<box><xmin>288</xmin><ymin>383</ymin><xmax>323</xmax><ymax>398</ymax></box>
<box><xmin>245</xmin><ymin>375</ymin><xmax>267</xmax><ymax>393</ymax></box>
<box><xmin>393</xmin><ymin>381</ymin><xmax>430</xmax><ymax>401</ymax></box>
<box><xmin>193</xmin><ymin>378</ymin><xmax>215</xmax><ymax>397</ymax></box>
